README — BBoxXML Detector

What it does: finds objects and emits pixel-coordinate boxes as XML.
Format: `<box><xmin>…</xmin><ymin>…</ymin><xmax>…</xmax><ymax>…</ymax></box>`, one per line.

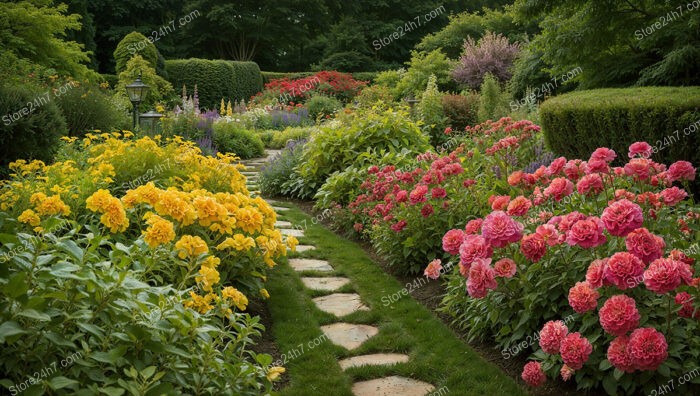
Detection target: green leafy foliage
<box><xmin>213</xmin><ymin>123</ymin><xmax>265</xmax><ymax>159</ymax></box>
<box><xmin>395</xmin><ymin>50</ymin><xmax>454</xmax><ymax>98</ymax></box>
<box><xmin>113</xmin><ymin>32</ymin><xmax>159</xmax><ymax>74</ymax></box>
<box><xmin>259</xmin><ymin>139</ymin><xmax>307</xmax><ymax>197</ymax></box>
<box><xmin>306</xmin><ymin>95</ymin><xmax>342</xmax><ymax>120</ymax></box>
<box><xmin>477</xmin><ymin>73</ymin><xmax>509</xmax><ymax>122</ymax></box>
<box><xmin>0</xmin><ymin>83</ymin><xmax>67</xmax><ymax>175</ymax></box>
<box><xmin>442</xmin><ymin>93</ymin><xmax>479</xmax><ymax>131</ymax></box>
<box><xmin>115</xmin><ymin>56</ymin><xmax>174</xmax><ymax>113</ymax></box>
<box><xmin>268</xmin><ymin>126</ymin><xmax>316</xmax><ymax>149</ymax></box>
<box><xmin>56</xmin><ymin>83</ymin><xmax>128</xmax><ymax>136</ymax></box>
<box><xmin>417</xmin><ymin>75</ymin><xmax>448</xmax><ymax>147</ymax></box>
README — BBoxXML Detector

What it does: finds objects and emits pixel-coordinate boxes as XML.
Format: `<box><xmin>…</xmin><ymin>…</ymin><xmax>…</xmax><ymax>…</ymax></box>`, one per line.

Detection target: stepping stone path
<box><xmin>239</xmin><ymin>150</ymin><xmax>438</xmax><ymax>395</ymax></box>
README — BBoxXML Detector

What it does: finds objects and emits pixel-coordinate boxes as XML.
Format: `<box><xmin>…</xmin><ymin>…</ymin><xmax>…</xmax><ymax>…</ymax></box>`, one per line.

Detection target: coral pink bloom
<box><xmin>599</xmin><ymin>295</ymin><xmax>640</xmax><ymax>336</ymax></box>
<box><xmin>601</xmin><ymin>199</ymin><xmax>644</xmax><ymax>237</ymax></box>
<box><xmin>628</xmin><ymin>327</ymin><xmax>668</xmax><ymax>371</ymax></box>
<box><xmin>560</xmin><ymin>332</ymin><xmax>592</xmax><ymax>370</ymax></box>
<box><xmin>466</xmin><ymin>258</ymin><xmax>497</xmax><ymax>298</ymax></box>
<box><xmin>604</xmin><ymin>252</ymin><xmax>646</xmax><ymax>290</ymax></box>
<box><xmin>675</xmin><ymin>292</ymin><xmax>699</xmax><ymax>318</ymax></box>
<box><xmin>547</xmin><ymin>157</ymin><xmax>567</xmax><ymax>176</ymax></box>
<box><xmin>431</xmin><ymin>187</ymin><xmax>447</xmax><ymax>199</ymax></box>
<box><xmin>490</xmin><ymin>195</ymin><xmax>511</xmax><ymax>211</ymax></box>
<box><xmin>625</xmin><ymin>228</ymin><xmax>665</xmax><ymax>264</ymax></box>
<box><xmin>659</xmin><ymin>186</ymin><xmax>688</xmax><ymax>206</ymax></box>
<box><xmin>481</xmin><ymin>211</ymin><xmax>524</xmax><ymax>248</ymax></box>
<box><xmin>424</xmin><ymin>259</ymin><xmax>443</xmax><ymax>280</ymax></box>
<box><xmin>421</xmin><ymin>203</ymin><xmax>434</xmax><ymax>218</ymax></box>
<box><xmin>544</xmin><ymin>177</ymin><xmax>574</xmax><ymax>201</ymax></box>
<box><xmin>644</xmin><ymin>258</ymin><xmax>693</xmax><ymax>294</ymax></box>
<box><xmin>564</xmin><ymin>159</ymin><xmax>585</xmax><ymax>181</ymax></box>
<box><xmin>442</xmin><ymin>229</ymin><xmax>466</xmax><ymax>255</ymax></box>
<box><xmin>568</xmin><ymin>281</ymin><xmax>599</xmax><ymax>313</ymax></box>
<box><xmin>508</xmin><ymin>170</ymin><xmax>524</xmax><ymax>186</ymax></box>
<box><xmin>459</xmin><ymin>234</ymin><xmax>493</xmax><ymax>265</ymax></box>
<box><xmin>520</xmin><ymin>233</ymin><xmax>547</xmax><ymax>262</ymax></box>
<box><xmin>396</xmin><ymin>190</ymin><xmax>408</xmax><ymax>203</ymax></box>
<box><xmin>536</xmin><ymin>224</ymin><xmax>560</xmax><ymax>246</ymax></box>
<box><xmin>539</xmin><ymin>320</ymin><xmax>569</xmax><ymax>354</ymax></box>
<box><xmin>558</xmin><ymin>212</ymin><xmax>587</xmax><ymax>233</ymax></box>
<box><xmin>507</xmin><ymin>196</ymin><xmax>532</xmax><ymax>217</ymax></box>
<box><xmin>560</xmin><ymin>365</ymin><xmax>575</xmax><ymax>381</ymax></box>
<box><xmin>521</xmin><ymin>361</ymin><xmax>546</xmax><ymax>387</ymax></box>
<box><xmin>566</xmin><ymin>217</ymin><xmax>607</xmax><ymax>249</ymax></box>
<box><xmin>576</xmin><ymin>173</ymin><xmax>604</xmax><ymax>196</ymax></box>
<box><xmin>667</xmin><ymin>160</ymin><xmax>696</xmax><ymax>182</ymax></box>
<box><xmin>409</xmin><ymin>185</ymin><xmax>428</xmax><ymax>204</ymax></box>
<box><xmin>607</xmin><ymin>336</ymin><xmax>636</xmax><ymax>373</ymax></box>
<box><xmin>494</xmin><ymin>258</ymin><xmax>517</xmax><ymax>278</ymax></box>
<box><xmin>628</xmin><ymin>142</ymin><xmax>653</xmax><ymax>159</ymax></box>
<box><xmin>464</xmin><ymin>218</ymin><xmax>483</xmax><ymax>234</ymax></box>
<box><xmin>591</xmin><ymin>147</ymin><xmax>617</xmax><ymax>162</ymax></box>
<box><xmin>586</xmin><ymin>158</ymin><xmax>610</xmax><ymax>174</ymax></box>
<box><xmin>586</xmin><ymin>258</ymin><xmax>608</xmax><ymax>289</ymax></box>
<box><xmin>670</xmin><ymin>249</ymin><xmax>695</xmax><ymax>265</ymax></box>
<box><xmin>624</xmin><ymin>158</ymin><xmax>652</xmax><ymax>180</ymax></box>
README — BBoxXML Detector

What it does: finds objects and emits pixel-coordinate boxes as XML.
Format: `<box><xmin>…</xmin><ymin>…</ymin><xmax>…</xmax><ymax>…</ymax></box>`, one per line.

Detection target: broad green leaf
<box><xmin>47</xmin><ymin>376</ymin><xmax>78</xmax><ymax>390</ymax></box>
<box><xmin>4</xmin><ymin>272</ymin><xmax>28</xmax><ymax>298</ymax></box>
<box><xmin>17</xmin><ymin>309</ymin><xmax>51</xmax><ymax>321</ymax></box>
<box><xmin>0</xmin><ymin>321</ymin><xmax>27</xmax><ymax>341</ymax></box>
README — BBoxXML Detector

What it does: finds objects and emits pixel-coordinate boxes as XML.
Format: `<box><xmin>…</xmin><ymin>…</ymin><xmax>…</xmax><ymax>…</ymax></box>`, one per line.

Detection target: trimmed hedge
<box><xmin>165</xmin><ymin>59</ymin><xmax>263</xmax><ymax>109</ymax></box>
<box><xmin>540</xmin><ymin>87</ymin><xmax>700</xmax><ymax>169</ymax></box>
<box><xmin>261</xmin><ymin>71</ymin><xmax>376</xmax><ymax>84</ymax></box>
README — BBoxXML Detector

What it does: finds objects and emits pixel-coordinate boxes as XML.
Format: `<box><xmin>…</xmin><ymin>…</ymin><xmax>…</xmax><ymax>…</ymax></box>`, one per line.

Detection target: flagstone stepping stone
<box><xmin>265</xmin><ymin>199</ymin><xmax>280</xmax><ymax>204</ymax></box>
<box><xmin>313</xmin><ymin>293</ymin><xmax>369</xmax><ymax>316</ymax></box>
<box><xmin>272</xmin><ymin>206</ymin><xmax>289</xmax><ymax>211</ymax></box>
<box><xmin>275</xmin><ymin>221</ymin><xmax>292</xmax><ymax>227</ymax></box>
<box><xmin>339</xmin><ymin>354</ymin><xmax>410</xmax><ymax>370</ymax></box>
<box><xmin>280</xmin><ymin>228</ymin><xmax>304</xmax><ymax>237</ymax></box>
<box><xmin>301</xmin><ymin>277</ymin><xmax>351</xmax><ymax>291</ymax></box>
<box><xmin>289</xmin><ymin>258</ymin><xmax>333</xmax><ymax>272</ymax></box>
<box><xmin>351</xmin><ymin>376</ymin><xmax>435</xmax><ymax>396</ymax></box>
<box><xmin>292</xmin><ymin>245</ymin><xmax>316</xmax><ymax>252</ymax></box>
<box><xmin>320</xmin><ymin>323</ymin><xmax>378</xmax><ymax>350</ymax></box>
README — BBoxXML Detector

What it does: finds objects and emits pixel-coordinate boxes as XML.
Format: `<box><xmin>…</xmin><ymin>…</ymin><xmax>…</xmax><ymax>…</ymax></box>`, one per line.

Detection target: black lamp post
<box><xmin>125</xmin><ymin>73</ymin><xmax>149</xmax><ymax>130</ymax></box>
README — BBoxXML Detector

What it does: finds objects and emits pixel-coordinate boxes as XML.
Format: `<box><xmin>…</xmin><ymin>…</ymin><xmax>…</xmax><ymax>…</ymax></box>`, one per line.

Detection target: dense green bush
<box><xmin>442</xmin><ymin>93</ymin><xmax>479</xmax><ymax>131</ymax></box>
<box><xmin>477</xmin><ymin>73</ymin><xmax>509</xmax><ymax>122</ymax></box>
<box><xmin>100</xmin><ymin>74</ymin><xmax>119</xmax><ymax>89</ymax></box>
<box><xmin>165</xmin><ymin>59</ymin><xmax>263</xmax><ymax>109</ymax></box>
<box><xmin>261</xmin><ymin>71</ymin><xmax>314</xmax><ymax>84</ymax></box>
<box><xmin>113</xmin><ymin>32</ymin><xmax>159</xmax><ymax>74</ymax></box>
<box><xmin>293</xmin><ymin>109</ymin><xmax>431</xmax><ymax>199</ymax></box>
<box><xmin>255</xmin><ymin>130</ymin><xmax>275</xmax><ymax>147</ymax></box>
<box><xmin>259</xmin><ymin>139</ymin><xmax>307</xmax><ymax>197</ymax></box>
<box><xmin>306</xmin><ymin>95</ymin><xmax>342</xmax><ymax>120</ymax></box>
<box><xmin>540</xmin><ymin>87</ymin><xmax>700</xmax><ymax>170</ymax></box>
<box><xmin>395</xmin><ymin>50</ymin><xmax>454</xmax><ymax>98</ymax></box>
<box><xmin>355</xmin><ymin>85</ymin><xmax>396</xmax><ymax>110</ymax></box>
<box><xmin>417</xmin><ymin>75</ymin><xmax>447</xmax><ymax>147</ymax></box>
<box><xmin>0</xmin><ymin>83</ymin><xmax>67</xmax><ymax>174</ymax></box>
<box><xmin>114</xmin><ymin>56</ymin><xmax>174</xmax><ymax>114</ymax></box>
<box><xmin>213</xmin><ymin>122</ymin><xmax>265</xmax><ymax>159</ymax></box>
<box><xmin>56</xmin><ymin>84</ymin><xmax>128</xmax><ymax>136</ymax></box>
<box><xmin>351</xmin><ymin>72</ymin><xmax>378</xmax><ymax>82</ymax></box>
<box><xmin>269</xmin><ymin>126</ymin><xmax>316</xmax><ymax>149</ymax></box>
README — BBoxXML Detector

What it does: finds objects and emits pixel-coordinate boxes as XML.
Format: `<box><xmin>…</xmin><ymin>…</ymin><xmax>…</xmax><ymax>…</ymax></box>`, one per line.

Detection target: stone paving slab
<box><xmin>351</xmin><ymin>376</ymin><xmax>435</xmax><ymax>396</ymax></box>
<box><xmin>280</xmin><ymin>228</ymin><xmax>304</xmax><ymax>237</ymax></box>
<box><xmin>320</xmin><ymin>323</ymin><xmax>378</xmax><ymax>350</ymax></box>
<box><xmin>272</xmin><ymin>206</ymin><xmax>290</xmax><ymax>211</ymax></box>
<box><xmin>313</xmin><ymin>293</ymin><xmax>369</xmax><ymax>317</ymax></box>
<box><xmin>338</xmin><ymin>354</ymin><xmax>410</xmax><ymax>370</ymax></box>
<box><xmin>293</xmin><ymin>245</ymin><xmax>316</xmax><ymax>252</ymax></box>
<box><xmin>301</xmin><ymin>277</ymin><xmax>351</xmax><ymax>291</ymax></box>
<box><xmin>275</xmin><ymin>221</ymin><xmax>292</xmax><ymax>227</ymax></box>
<box><xmin>289</xmin><ymin>258</ymin><xmax>333</xmax><ymax>272</ymax></box>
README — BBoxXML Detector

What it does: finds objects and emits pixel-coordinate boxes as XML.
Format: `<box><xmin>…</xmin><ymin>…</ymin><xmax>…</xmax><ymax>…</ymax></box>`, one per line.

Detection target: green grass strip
<box><xmin>266</xmin><ymin>204</ymin><xmax>526</xmax><ymax>395</ymax></box>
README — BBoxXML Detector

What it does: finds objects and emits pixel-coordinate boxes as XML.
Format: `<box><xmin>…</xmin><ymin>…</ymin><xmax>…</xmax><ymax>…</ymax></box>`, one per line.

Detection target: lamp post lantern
<box><xmin>125</xmin><ymin>73</ymin><xmax>150</xmax><ymax>130</ymax></box>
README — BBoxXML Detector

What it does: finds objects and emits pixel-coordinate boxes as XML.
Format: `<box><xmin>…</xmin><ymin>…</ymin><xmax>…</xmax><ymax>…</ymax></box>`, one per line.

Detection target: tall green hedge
<box><xmin>540</xmin><ymin>87</ymin><xmax>700</xmax><ymax>169</ymax></box>
<box><xmin>165</xmin><ymin>59</ymin><xmax>263</xmax><ymax>109</ymax></box>
<box><xmin>260</xmin><ymin>71</ymin><xmax>376</xmax><ymax>84</ymax></box>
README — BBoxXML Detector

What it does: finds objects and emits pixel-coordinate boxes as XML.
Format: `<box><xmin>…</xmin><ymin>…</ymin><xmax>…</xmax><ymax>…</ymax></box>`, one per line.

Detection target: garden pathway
<box><xmin>240</xmin><ymin>151</ymin><xmax>438</xmax><ymax>396</ymax></box>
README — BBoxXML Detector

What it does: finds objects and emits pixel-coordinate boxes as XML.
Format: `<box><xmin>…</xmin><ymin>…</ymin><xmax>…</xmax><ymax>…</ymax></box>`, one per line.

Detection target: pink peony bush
<box><xmin>435</xmin><ymin>141</ymin><xmax>699</xmax><ymax>394</ymax></box>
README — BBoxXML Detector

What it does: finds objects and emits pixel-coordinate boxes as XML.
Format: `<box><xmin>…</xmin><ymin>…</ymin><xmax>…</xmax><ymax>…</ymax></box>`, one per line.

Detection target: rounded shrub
<box><xmin>442</xmin><ymin>93</ymin><xmax>479</xmax><ymax>130</ymax></box>
<box><xmin>56</xmin><ymin>83</ymin><xmax>128</xmax><ymax>136</ymax></box>
<box><xmin>269</xmin><ymin>126</ymin><xmax>316</xmax><ymax>149</ymax></box>
<box><xmin>306</xmin><ymin>95</ymin><xmax>342</xmax><ymax>120</ymax></box>
<box><xmin>0</xmin><ymin>83</ymin><xmax>67</xmax><ymax>174</ymax></box>
<box><xmin>113</xmin><ymin>32</ymin><xmax>159</xmax><ymax>74</ymax></box>
<box><xmin>213</xmin><ymin>122</ymin><xmax>265</xmax><ymax>159</ymax></box>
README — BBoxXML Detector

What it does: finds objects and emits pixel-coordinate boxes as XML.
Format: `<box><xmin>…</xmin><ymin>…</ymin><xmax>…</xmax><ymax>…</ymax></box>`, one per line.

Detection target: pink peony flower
<box><xmin>560</xmin><ymin>365</ymin><xmax>575</xmax><ymax>381</ymax></box>
<box><xmin>586</xmin><ymin>259</ymin><xmax>608</xmax><ymax>289</ymax></box>
<box><xmin>547</xmin><ymin>157</ymin><xmax>567</xmax><ymax>176</ymax></box>
<box><xmin>409</xmin><ymin>185</ymin><xmax>428</xmax><ymax>204</ymax></box>
<box><xmin>576</xmin><ymin>173</ymin><xmax>605</xmax><ymax>196</ymax></box>
<box><xmin>396</xmin><ymin>190</ymin><xmax>408</xmax><ymax>203</ymax></box>
<box><xmin>568</xmin><ymin>281</ymin><xmax>600</xmax><ymax>313</ymax></box>
<box><xmin>544</xmin><ymin>177</ymin><xmax>575</xmax><ymax>201</ymax></box>
<box><xmin>624</xmin><ymin>158</ymin><xmax>652</xmax><ymax>180</ymax></box>
<box><xmin>442</xmin><ymin>229</ymin><xmax>466</xmax><ymax>255</ymax></box>
<box><xmin>586</xmin><ymin>158</ymin><xmax>610</xmax><ymax>174</ymax></box>
<box><xmin>644</xmin><ymin>258</ymin><xmax>693</xmax><ymax>294</ymax></box>
<box><xmin>424</xmin><ymin>259</ymin><xmax>443</xmax><ymax>280</ymax></box>
<box><xmin>625</xmin><ymin>228</ymin><xmax>665</xmax><ymax>264</ymax></box>
<box><xmin>560</xmin><ymin>332</ymin><xmax>592</xmax><ymax>370</ymax></box>
<box><xmin>494</xmin><ymin>258</ymin><xmax>517</xmax><ymax>278</ymax></box>
<box><xmin>659</xmin><ymin>186</ymin><xmax>688</xmax><ymax>206</ymax></box>
<box><xmin>557</xmin><ymin>211</ymin><xmax>587</xmax><ymax>233</ymax></box>
<box><xmin>464</xmin><ymin>218</ymin><xmax>484</xmax><ymax>234</ymax></box>
<box><xmin>566</xmin><ymin>217</ymin><xmax>607</xmax><ymax>249</ymax></box>
<box><xmin>628</xmin><ymin>142</ymin><xmax>652</xmax><ymax>159</ymax></box>
<box><xmin>521</xmin><ymin>361</ymin><xmax>547</xmax><ymax>387</ymax></box>
<box><xmin>607</xmin><ymin>336</ymin><xmax>636</xmax><ymax>373</ymax></box>
<box><xmin>591</xmin><ymin>147</ymin><xmax>617</xmax><ymax>162</ymax></box>
<box><xmin>535</xmin><ymin>224</ymin><xmax>560</xmax><ymax>246</ymax></box>
<box><xmin>564</xmin><ymin>160</ymin><xmax>585</xmax><ymax>181</ymax></box>
<box><xmin>391</xmin><ymin>220</ymin><xmax>407</xmax><ymax>232</ymax></box>
<box><xmin>628</xmin><ymin>327</ymin><xmax>668</xmax><ymax>371</ymax></box>
<box><xmin>539</xmin><ymin>320</ymin><xmax>569</xmax><ymax>354</ymax></box>
<box><xmin>490</xmin><ymin>195</ymin><xmax>511</xmax><ymax>211</ymax></box>
<box><xmin>507</xmin><ymin>196</ymin><xmax>532</xmax><ymax>217</ymax></box>
<box><xmin>675</xmin><ymin>292</ymin><xmax>699</xmax><ymax>318</ymax></box>
<box><xmin>482</xmin><ymin>211</ymin><xmax>524</xmax><ymax>248</ymax></box>
<box><xmin>459</xmin><ymin>234</ymin><xmax>493</xmax><ymax>266</ymax></box>
<box><xmin>431</xmin><ymin>187</ymin><xmax>447</xmax><ymax>199</ymax></box>
<box><xmin>601</xmin><ymin>199</ymin><xmax>644</xmax><ymax>237</ymax></box>
<box><xmin>599</xmin><ymin>295</ymin><xmax>640</xmax><ymax>336</ymax></box>
<box><xmin>466</xmin><ymin>258</ymin><xmax>497</xmax><ymax>298</ymax></box>
<box><xmin>604</xmin><ymin>252</ymin><xmax>646</xmax><ymax>290</ymax></box>
<box><xmin>667</xmin><ymin>160</ymin><xmax>696</xmax><ymax>182</ymax></box>
<box><xmin>421</xmin><ymin>203</ymin><xmax>434</xmax><ymax>217</ymax></box>
<box><xmin>520</xmin><ymin>233</ymin><xmax>547</xmax><ymax>262</ymax></box>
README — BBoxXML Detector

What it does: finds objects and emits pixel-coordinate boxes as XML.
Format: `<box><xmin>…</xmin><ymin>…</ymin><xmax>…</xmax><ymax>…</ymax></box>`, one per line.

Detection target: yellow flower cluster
<box><xmin>30</xmin><ymin>192</ymin><xmax>71</xmax><ymax>217</ymax></box>
<box><xmin>184</xmin><ymin>291</ymin><xmax>219</xmax><ymax>314</ymax></box>
<box><xmin>142</xmin><ymin>212</ymin><xmax>176</xmax><ymax>248</ymax></box>
<box><xmin>222</xmin><ymin>286</ymin><xmax>249</xmax><ymax>310</ymax></box>
<box><xmin>175</xmin><ymin>235</ymin><xmax>209</xmax><ymax>259</ymax></box>
<box><xmin>85</xmin><ymin>189</ymin><xmax>129</xmax><ymax>233</ymax></box>
<box><xmin>217</xmin><ymin>234</ymin><xmax>256</xmax><ymax>251</ymax></box>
